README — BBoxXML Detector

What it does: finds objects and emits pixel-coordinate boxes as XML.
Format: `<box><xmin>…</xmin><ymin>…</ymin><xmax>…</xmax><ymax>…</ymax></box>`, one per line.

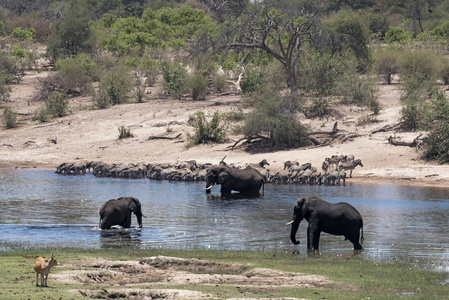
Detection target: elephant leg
<box><xmin>307</xmin><ymin>225</ymin><xmax>320</xmax><ymax>250</ymax></box>
<box><xmin>347</xmin><ymin>232</ymin><xmax>362</xmax><ymax>250</ymax></box>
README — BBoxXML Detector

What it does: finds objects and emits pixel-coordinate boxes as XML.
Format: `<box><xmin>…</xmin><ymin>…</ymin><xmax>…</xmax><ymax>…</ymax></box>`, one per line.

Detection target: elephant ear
<box><xmin>294</xmin><ymin>198</ymin><xmax>307</xmax><ymax>221</ymax></box>
<box><xmin>128</xmin><ymin>198</ymin><xmax>140</xmax><ymax>213</ymax></box>
<box><xmin>217</xmin><ymin>170</ymin><xmax>230</xmax><ymax>184</ymax></box>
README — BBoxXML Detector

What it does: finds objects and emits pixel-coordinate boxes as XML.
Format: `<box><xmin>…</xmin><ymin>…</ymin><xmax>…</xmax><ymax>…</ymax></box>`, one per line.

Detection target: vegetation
<box><xmin>187</xmin><ymin>110</ymin><xmax>228</xmax><ymax>146</ymax></box>
<box><xmin>2</xmin><ymin>0</ymin><xmax>449</xmax><ymax>157</ymax></box>
<box><xmin>2</xmin><ymin>107</ymin><xmax>16</xmax><ymax>128</ymax></box>
<box><xmin>118</xmin><ymin>125</ymin><xmax>133</xmax><ymax>139</ymax></box>
<box><xmin>0</xmin><ymin>249</ymin><xmax>447</xmax><ymax>300</ymax></box>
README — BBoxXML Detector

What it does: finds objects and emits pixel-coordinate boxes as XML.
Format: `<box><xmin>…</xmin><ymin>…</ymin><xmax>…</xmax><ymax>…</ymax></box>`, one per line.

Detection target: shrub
<box><xmin>0</xmin><ymin>77</ymin><xmax>10</xmax><ymax>101</ymax></box>
<box><xmin>187</xmin><ymin>110</ymin><xmax>227</xmax><ymax>146</ymax></box>
<box><xmin>373</xmin><ymin>47</ymin><xmax>400</xmax><ymax>84</ymax></box>
<box><xmin>337</xmin><ymin>71</ymin><xmax>379</xmax><ymax>113</ymax></box>
<box><xmin>161</xmin><ymin>62</ymin><xmax>187</xmax><ymax>100</ymax></box>
<box><xmin>384</xmin><ymin>26</ymin><xmax>414</xmax><ymax>44</ymax></box>
<box><xmin>398</xmin><ymin>49</ymin><xmax>439</xmax><ymax>83</ymax></box>
<box><xmin>243</xmin><ymin>91</ymin><xmax>309</xmax><ymax>148</ymax></box>
<box><xmin>97</xmin><ymin>64</ymin><xmax>133</xmax><ymax>106</ymax></box>
<box><xmin>2</xmin><ymin>107</ymin><xmax>16</xmax><ymax>128</ymax></box>
<box><xmin>240</xmin><ymin>68</ymin><xmax>263</xmax><ymax>94</ymax></box>
<box><xmin>45</xmin><ymin>92</ymin><xmax>69</xmax><ymax>118</ymax></box>
<box><xmin>212</xmin><ymin>71</ymin><xmax>227</xmax><ymax>92</ymax></box>
<box><xmin>438</xmin><ymin>56</ymin><xmax>449</xmax><ymax>85</ymax></box>
<box><xmin>0</xmin><ymin>52</ymin><xmax>18</xmax><ymax>84</ymax></box>
<box><xmin>118</xmin><ymin>126</ymin><xmax>133</xmax><ymax>139</ymax></box>
<box><xmin>34</xmin><ymin>107</ymin><xmax>50</xmax><ymax>123</ymax></box>
<box><xmin>187</xmin><ymin>74</ymin><xmax>208</xmax><ymax>100</ymax></box>
<box><xmin>422</xmin><ymin>93</ymin><xmax>449</xmax><ymax>162</ymax></box>
<box><xmin>11</xmin><ymin>27</ymin><xmax>36</xmax><ymax>40</ymax></box>
<box><xmin>400</xmin><ymin>72</ymin><xmax>437</xmax><ymax>130</ymax></box>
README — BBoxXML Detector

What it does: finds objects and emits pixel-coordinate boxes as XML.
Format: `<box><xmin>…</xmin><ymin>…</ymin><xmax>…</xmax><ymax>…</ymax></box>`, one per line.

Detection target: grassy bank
<box><xmin>0</xmin><ymin>248</ymin><xmax>447</xmax><ymax>299</ymax></box>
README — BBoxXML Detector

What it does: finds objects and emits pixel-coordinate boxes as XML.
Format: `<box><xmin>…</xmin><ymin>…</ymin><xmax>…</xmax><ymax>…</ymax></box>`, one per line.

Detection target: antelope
<box><xmin>34</xmin><ymin>254</ymin><xmax>59</xmax><ymax>287</ymax></box>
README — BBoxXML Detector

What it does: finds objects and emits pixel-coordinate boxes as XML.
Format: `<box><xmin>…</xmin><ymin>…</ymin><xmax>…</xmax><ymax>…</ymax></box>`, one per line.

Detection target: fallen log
<box><xmin>372</xmin><ymin>122</ymin><xmax>403</xmax><ymax>134</ymax></box>
<box><xmin>387</xmin><ymin>134</ymin><xmax>423</xmax><ymax>147</ymax></box>
<box><xmin>148</xmin><ymin>133</ymin><xmax>182</xmax><ymax>140</ymax></box>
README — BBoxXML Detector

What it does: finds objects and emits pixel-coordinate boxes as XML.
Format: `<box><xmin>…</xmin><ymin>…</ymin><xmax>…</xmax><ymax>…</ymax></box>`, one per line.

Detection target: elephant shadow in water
<box><xmin>206</xmin><ymin>193</ymin><xmax>262</xmax><ymax>201</ymax></box>
<box><xmin>99</xmin><ymin>227</ymin><xmax>143</xmax><ymax>248</ymax></box>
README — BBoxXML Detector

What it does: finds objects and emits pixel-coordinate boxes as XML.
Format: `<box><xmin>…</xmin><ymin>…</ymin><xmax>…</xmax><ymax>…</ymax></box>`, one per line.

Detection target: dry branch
<box><xmin>148</xmin><ymin>133</ymin><xmax>182</xmax><ymax>140</ymax></box>
<box><xmin>387</xmin><ymin>134</ymin><xmax>423</xmax><ymax>147</ymax></box>
<box><xmin>372</xmin><ymin>122</ymin><xmax>403</xmax><ymax>134</ymax></box>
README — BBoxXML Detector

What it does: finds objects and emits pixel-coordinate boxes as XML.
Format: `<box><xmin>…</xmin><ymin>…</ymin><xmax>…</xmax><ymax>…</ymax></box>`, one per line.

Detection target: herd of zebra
<box><xmin>54</xmin><ymin>154</ymin><xmax>363</xmax><ymax>186</ymax></box>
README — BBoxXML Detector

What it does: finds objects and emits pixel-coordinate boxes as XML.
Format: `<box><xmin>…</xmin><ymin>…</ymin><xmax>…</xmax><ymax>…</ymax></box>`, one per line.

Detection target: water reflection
<box><xmin>0</xmin><ymin>169</ymin><xmax>448</xmax><ymax>271</ymax></box>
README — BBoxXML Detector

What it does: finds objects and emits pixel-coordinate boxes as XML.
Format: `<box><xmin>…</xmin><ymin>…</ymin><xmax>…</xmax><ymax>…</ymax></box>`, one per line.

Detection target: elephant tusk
<box><xmin>203</xmin><ymin>185</ymin><xmax>213</xmax><ymax>190</ymax></box>
<box><xmin>285</xmin><ymin>220</ymin><xmax>295</xmax><ymax>225</ymax></box>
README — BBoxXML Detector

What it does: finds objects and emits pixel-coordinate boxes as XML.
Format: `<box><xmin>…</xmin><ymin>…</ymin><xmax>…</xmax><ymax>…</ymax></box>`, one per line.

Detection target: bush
<box><xmin>118</xmin><ymin>126</ymin><xmax>133</xmax><ymax>139</ymax></box>
<box><xmin>0</xmin><ymin>77</ymin><xmax>10</xmax><ymax>102</ymax></box>
<box><xmin>11</xmin><ymin>27</ymin><xmax>35</xmax><ymax>40</ymax></box>
<box><xmin>400</xmin><ymin>72</ymin><xmax>437</xmax><ymax>130</ymax></box>
<box><xmin>373</xmin><ymin>47</ymin><xmax>400</xmax><ymax>84</ymax></box>
<box><xmin>187</xmin><ymin>110</ymin><xmax>228</xmax><ymax>146</ymax></box>
<box><xmin>240</xmin><ymin>68</ymin><xmax>263</xmax><ymax>94</ymax></box>
<box><xmin>96</xmin><ymin>64</ymin><xmax>133</xmax><ymax>107</ymax></box>
<box><xmin>2</xmin><ymin>107</ymin><xmax>16</xmax><ymax>128</ymax></box>
<box><xmin>438</xmin><ymin>56</ymin><xmax>449</xmax><ymax>84</ymax></box>
<box><xmin>398</xmin><ymin>49</ymin><xmax>439</xmax><ymax>83</ymax></box>
<box><xmin>187</xmin><ymin>74</ymin><xmax>208</xmax><ymax>100</ymax></box>
<box><xmin>422</xmin><ymin>93</ymin><xmax>449</xmax><ymax>162</ymax></box>
<box><xmin>212</xmin><ymin>71</ymin><xmax>227</xmax><ymax>92</ymax></box>
<box><xmin>45</xmin><ymin>92</ymin><xmax>69</xmax><ymax>118</ymax></box>
<box><xmin>243</xmin><ymin>91</ymin><xmax>309</xmax><ymax>148</ymax></box>
<box><xmin>161</xmin><ymin>61</ymin><xmax>187</xmax><ymax>100</ymax></box>
<box><xmin>337</xmin><ymin>71</ymin><xmax>379</xmax><ymax>113</ymax></box>
<box><xmin>53</xmin><ymin>54</ymin><xmax>96</xmax><ymax>94</ymax></box>
<box><xmin>384</xmin><ymin>26</ymin><xmax>414</xmax><ymax>44</ymax></box>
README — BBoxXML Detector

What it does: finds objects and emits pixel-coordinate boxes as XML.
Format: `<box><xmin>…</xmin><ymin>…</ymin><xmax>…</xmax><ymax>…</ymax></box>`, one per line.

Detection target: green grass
<box><xmin>0</xmin><ymin>249</ymin><xmax>447</xmax><ymax>300</ymax></box>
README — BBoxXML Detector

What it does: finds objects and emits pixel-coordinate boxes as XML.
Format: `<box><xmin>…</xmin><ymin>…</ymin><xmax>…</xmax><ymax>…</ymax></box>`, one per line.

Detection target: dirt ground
<box><xmin>2</xmin><ymin>69</ymin><xmax>449</xmax><ymax>187</ymax></box>
<box><xmin>52</xmin><ymin>255</ymin><xmax>337</xmax><ymax>299</ymax></box>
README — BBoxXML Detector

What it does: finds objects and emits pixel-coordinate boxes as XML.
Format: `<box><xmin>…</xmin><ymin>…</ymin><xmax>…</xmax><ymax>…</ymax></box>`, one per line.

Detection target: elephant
<box><xmin>204</xmin><ymin>165</ymin><xmax>265</xmax><ymax>198</ymax></box>
<box><xmin>99</xmin><ymin>197</ymin><xmax>144</xmax><ymax>230</ymax></box>
<box><xmin>287</xmin><ymin>197</ymin><xmax>363</xmax><ymax>250</ymax></box>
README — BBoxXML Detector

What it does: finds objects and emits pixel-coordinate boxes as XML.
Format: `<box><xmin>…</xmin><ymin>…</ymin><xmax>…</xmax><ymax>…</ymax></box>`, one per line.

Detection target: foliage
<box><xmin>96</xmin><ymin>64</ymin><xmax>133</xmax><ymax>107</ymax></box>
<box><xmin>322</xmin><ymin>9</ymin><xmax>371</xmax><ymax>64</ymax></box>
<box><xmin>46</xmin><ymin>3</ymin><xmax>94</xmax><ymax>59</ymax></box>
<box><xmin>0</xmin><ymin>51</ymin><xmax>18</xmax><ymax>84</ymax></box>
<box><xmin>125</xmin><ymin>57</ymin><xmax>160</xmax><ymax>86</ymax></box>
<box><xmin>118</xmin><ymin>125</ymin><xmax>133</xmax><ymax>139</ymax></box>
<box><xmin>384</xmin><ymin>26</ymin><xmax>414</xmax><ymax>44</ymax></box>
<box><xmin>0</xmin><ymin>20</ymin><xmax>4</xmax><ymax>36</ymax></box>
<box><xmin>186</xmin><ymin>74</ymin><xmax>208</xmax><ymax>100</ymax></box>
<box><xmin>336</xmin><ymin>69</ymin><xmax>379</xmax><ymax>114</ymax></box>
<box><xmin>161</xmin><ymin>61</ymin><xmax>187</xmax><ymax>100</ymax></box>
<box><xmin>187</xmin><ymin>110</ymin><xmax>227</xmax><ymax>146</ymax></box>
<box><xmin>422</xmin><ymin>93</ymin><xmax>449</xmax><ymax>162</ymax></box>
<box><xmin>53</xmin><ymin>54</ymin><xmax>96</xmax><ymax>93</ymax></box>
<box><xmin>240</xmin><ymin>68</ymin><xmax>264</xmax><ymax>95</ymax></box>
<box><xmin>399</xmin><ymin>72</ymin><xmax>437</xmax><ymax>130</ymax></box>
<box><xmin>45</xmin><ymin>91</ymin><xmax>69</xmax><ymax>118</ymax></box>
<box><xmin>98</xmin><ymin>6</ymin><xmax>217</xmax><ymax>55</ymax></box>
<box><xmin>0</xmin><ymin>76</ymin><xmax>10</xmax><ymax>102</ymax></box>
<box><xmin>438</xmin><ymin>56</ymin><xmax>449</xmax><ymax>85</ymax></box>
<box><xmin>11</xmin><ymin>26</ymin><xmax>35</xmax><ymax>40</ymax></box>
<box><xmin>220</xmin><ymin>2</ymin><xmax>318</xmax><ymax>90</ymax></box>
<box><xmin>243</xmin><ymin>90</ymin><xmax>309</xmax><ymax>148</ymax></box>
<box><xmin>398</xmin><ymin>49</ymin><xmax>440</xmax><ymax>83</ymax></box>
<box><xmin>373</xmin><ymin>46</ymin><xmax>400</xmax><ymax>84</ymax></box>
<box><xmin>211</xmin><ymin>71</ymin><xmax>227</xmax><ymax>92</ymax></box>
<box><xmin>2</xmin><ymin>107</ymin><xmax>16</xmax><ymax>128</ymax></box>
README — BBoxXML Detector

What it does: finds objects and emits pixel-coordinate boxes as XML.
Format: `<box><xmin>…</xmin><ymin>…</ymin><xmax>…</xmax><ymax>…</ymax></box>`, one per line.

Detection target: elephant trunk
<box><xmin>136</xmin><ymin>213</ymin><xmax>143</xmax><ymax>228</ymax></box>
<box><xmin>290</xmin><ymin>220</ymin><xmax>301</xmax><ymax>245</ymax></box>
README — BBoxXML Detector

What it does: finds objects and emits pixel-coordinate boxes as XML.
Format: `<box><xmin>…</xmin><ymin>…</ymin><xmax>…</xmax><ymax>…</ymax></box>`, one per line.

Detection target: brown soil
<box><xmin>2</xmin><ymin>70</ymin><xmax>449</xmax><ymax>187</ymax></box>
<box><xmin>53</xmin><ymin>255</ymin><xmax>337</xmax><ymax>299</ymax></box>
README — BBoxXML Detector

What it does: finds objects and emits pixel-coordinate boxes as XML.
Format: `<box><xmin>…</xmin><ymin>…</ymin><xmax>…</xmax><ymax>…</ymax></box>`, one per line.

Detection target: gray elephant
<box><xmin>204</xmin><ymin>165</ymin><xmax>265</xmax><ymax>198</ymax></box>
<box><xmin>99</xmin><ymin>197</ymin><xmax>144</xmax><ymax>229</ymax></box>
<box><xmin>287</xmin><ymin>197</ymin><xmax>363</xmax><ymax>250</ymax></box>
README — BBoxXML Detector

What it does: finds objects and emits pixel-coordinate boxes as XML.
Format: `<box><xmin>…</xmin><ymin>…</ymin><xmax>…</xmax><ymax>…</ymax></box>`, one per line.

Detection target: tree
<box><xmin>219</xmin><ymin>1</ymin><xmax>318</xmax><ymax>90</ymax></box>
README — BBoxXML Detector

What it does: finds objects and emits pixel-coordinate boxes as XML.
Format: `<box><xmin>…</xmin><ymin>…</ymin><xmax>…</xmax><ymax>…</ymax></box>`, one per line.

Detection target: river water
<box><xmin>0</xmin><ymin>169</ymin><xmax>448</xmax><ymax>271</ymax></box>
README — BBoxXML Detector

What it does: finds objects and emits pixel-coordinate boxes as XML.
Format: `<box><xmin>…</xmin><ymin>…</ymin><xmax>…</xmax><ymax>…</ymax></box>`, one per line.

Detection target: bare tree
<box><xmin>218</xmin><ymin>1</ymin><xmax>319</xmax><ymax>90</ymax></box>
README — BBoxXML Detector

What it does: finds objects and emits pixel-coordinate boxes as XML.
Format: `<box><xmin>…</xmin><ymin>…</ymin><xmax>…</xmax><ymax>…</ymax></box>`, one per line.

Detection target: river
<box><xmin>0</xmin><ymin>169</ymin><xmax>448</xmax><ymax>272</ymax></box>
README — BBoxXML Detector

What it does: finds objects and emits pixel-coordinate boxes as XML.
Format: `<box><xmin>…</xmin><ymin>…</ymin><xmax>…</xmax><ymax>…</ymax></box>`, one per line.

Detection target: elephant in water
<box><xmin>99</xmin><ymin>197</ymin><xmax>145</xmax><ymax>229</ymax></box>
<box><xmin>204</xmin><ymin>165</ymin><xmax>265</xmax><ymax>198</ymax></box>
<box><xmin>287</xmin><ymin>197</ymin><xmax>363</xmax><ymax>250</ymax></box>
